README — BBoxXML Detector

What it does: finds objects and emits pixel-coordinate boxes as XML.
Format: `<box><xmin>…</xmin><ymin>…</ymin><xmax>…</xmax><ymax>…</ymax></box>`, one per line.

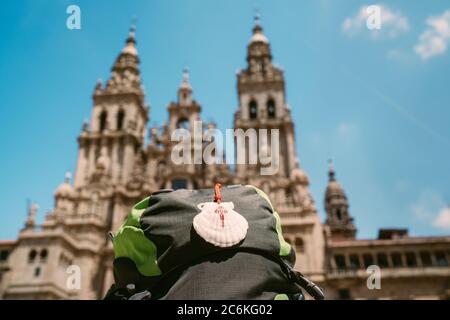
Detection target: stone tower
<box><xmin>146</xmin><ymin>68</ymin><xmax>232</xmax><ymax>191</ymax></box>
<box><xmin>324</xmin><ymin>161</ymin><xmax>356</xmax><ymax>241</ymax></box>
<box><xmin>0</xmin><ymin>25</ymin><xmax>150</xmax><ymax>299</ymax></box>
<box><xmin>233</xmin><ymin>14</ymin><xmax>325</xmax><ymax>278</ymax></box>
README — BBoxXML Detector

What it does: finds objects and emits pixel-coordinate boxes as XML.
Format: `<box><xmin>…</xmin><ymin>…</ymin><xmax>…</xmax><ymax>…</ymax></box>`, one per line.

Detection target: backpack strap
<box><xmin>275</xmin><ymin>255</ymin><xmax>325</xmax><ymax>300</ymax></box>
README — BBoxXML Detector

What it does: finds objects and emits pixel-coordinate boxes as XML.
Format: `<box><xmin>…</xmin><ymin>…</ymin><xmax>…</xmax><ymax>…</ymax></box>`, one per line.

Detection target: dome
<box><xmin>121</xmin><ymin>25</ymin><xmax>138</xmax><ymax>56</ymax></box>
<box><xmin>121</xmin><ymin>44</ymin><xmax>138</xmax><ymax>56</ymax></box>
<box><xmin>326</xmin><ymin>180</ymin><xmax>345</xmax><ymax>197</ymax></box>
<box><xmin>290</xmin><ymin>167</ymin><xmax>309</xmax><ymax>184</ymax></box>
<box><xmin>54</xmin><ymin>173</ymin><xmax>74</xmax><ymax>198</ymax></box>
<box><xmin>325</xmin><ymin>160</ymin><xmax>346</xmax><ymax>198</ymax></box>
<box><xmin>249</xmin><ymin>12</ymin><xmax>269</xmax><ymax>44</ymax></box>
<box><xmin>249</xmin><ymin>32</ymin><xmax>269</xmax><ymax>44</ymax></box>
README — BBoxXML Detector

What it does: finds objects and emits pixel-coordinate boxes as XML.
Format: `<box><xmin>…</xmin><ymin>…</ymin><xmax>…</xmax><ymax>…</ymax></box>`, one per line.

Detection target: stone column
<box><xmin>74</xmin><ymin>141</ymin><xmax>87</xmax><ymax>188</ymax></box>
<box><xmin>122</xmin><ymin>137</ymin><xmax>134</xmax><ymax>184</ymax></box>
<box><xmin>111</xmin><ymin>141</ymin><xmax>119</xmax><ymax>182</ymax></box>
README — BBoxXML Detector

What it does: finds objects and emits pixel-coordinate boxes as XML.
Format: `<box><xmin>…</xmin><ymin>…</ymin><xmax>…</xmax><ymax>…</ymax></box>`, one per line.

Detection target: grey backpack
<box><xmin>105</xmin><ymin>184</ymin><xmax>324</xmax><ymax>300</ymax></box>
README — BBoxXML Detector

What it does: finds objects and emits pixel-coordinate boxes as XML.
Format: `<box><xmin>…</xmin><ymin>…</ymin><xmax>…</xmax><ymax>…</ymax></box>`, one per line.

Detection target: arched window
<box><xmin>117</xmin><ymin>109</ymin><xmax>125</xmax><ymax>130</ymax></box>
<box><xmin>0</xmin><ymin>250</ymin><xmax>9</xmax><ymax>261</ymax></box>
<box><xmin>34</xmin><ymin>266</ymin><xmax>41</xmax><ymax>277</ymax></box>
<box><xmin>99</xmin><ymin>111</ymin><xmax>107</xmax><ymax>132</ymax></box>
<box><xmin>349</xmin><ymin>254</ymin><xmax>361</xmax><ymax>269</ymax></box>
<box><xmin>295</xmin><ymin>237</ymin><xmax>305</xmax><ymax>253</ymax></box>
<box><xmin>391</xmin><ymin>252</ymin><xmax>403</xmax><ymax>267</ymax></box>
<box><xmin>176</xmin><ymin>118</ymin><xmax>190</xmax><ymax>130</ymax></box>
<box><xmin>249</xmin><ymin>100</ymin><xmax>257</xmax><ymax>120</ymax></box>
<box><xmin>334</xmin><ymin>254</ymin><xmax>346</xmax><ymax>269</ymax></box>
<box><xmin>285</xmin><ymin>187</ymin><xmax>293</xmax><ymax>202</ymax></box>
<box><xmin>336</xmin><ymin>208</ymin><xmax>342</xmax><ymax>221</ymax></box>
<box><xmin>267</xmin><ymin>98</ymin><xmax>276</xmax><ymax>118</ymax></box>
<box><xmin>28</xmin><ymin>249</ymin><xmax>37</xmax><ymax>264</ymax></box>
<box><xmin>363</xmin><ymin>254</ymin><xmax>374</xmax><ymax>268</ymax></box>
<box><xmin>377</xmin><ymin>252</ymin><xmax>389</xmax><ymax>268</ymax></box>
<box><xmin>40</xmin><ymin>249</ymin><xmax>48</xmax><ymax>263</ymax></box>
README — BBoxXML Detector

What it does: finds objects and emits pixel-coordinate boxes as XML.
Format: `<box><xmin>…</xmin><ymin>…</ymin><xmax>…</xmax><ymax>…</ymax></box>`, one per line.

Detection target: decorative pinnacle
<box><xmin>328</xmin><ymin>159</ymin><xmax>336</xmax><ymax>181</ymax></box>
<box><xmin>182</xmin><ymin>67</ymin><xmax>190</xmax><ymax>83</ymax></box>
<box><xmin>254</xmin><ymin>9</ymin><xmax>261</xmax><ymax>26</ymax></box>
<box><xmin>128</xmin><ymin>17</ymin><xmax>137</xmax><ymax>42</ymax></box>
<box><xmin>253</xmin><ymin>9</ymin><xmax>263</xmax><ymax>33</ymax></box>
<box><xmin>179</xmin><ymin>67</ymin><xmax>192</xmax><ymax>92</ymax></box>
<box><xmin>28</xmin><ymin>202</ymin><xmax>39</xmax><ymax>219</ymax></box>
<box><xmin>64</xmin><ymin>172</ymin><xmax>72</xmax><ymax>183</ymax></box>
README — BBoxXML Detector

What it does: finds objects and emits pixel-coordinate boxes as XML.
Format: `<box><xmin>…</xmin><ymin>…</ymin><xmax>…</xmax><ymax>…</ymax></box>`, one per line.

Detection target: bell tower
<box><xmin>74</xmin><ymin>24</ymin><xmax>149</xmax><ymax>189</ymax></box>
<box><xmin>324</xmin><ymin>160</ymin><xmax>357</xmax><ymax>240</ymax></box>
<box><xmin>233</xmin><ymin>14</ymin><xmax>325</xmax><ymax>279</ymax></box>
<box><xmin>147</xmin><ymin>69</ymin><xmax>204</xmax><ymax>191</ymax></box>
<box><xmin>234</xmin><ymin>13</ymin><xmax>297</xmax><ymax>180</ymax></box>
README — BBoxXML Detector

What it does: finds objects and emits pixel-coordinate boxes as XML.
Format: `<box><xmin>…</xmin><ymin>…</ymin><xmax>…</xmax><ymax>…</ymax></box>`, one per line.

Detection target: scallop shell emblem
<box><xmin>193</xmin><ymin>201</ymin><xmax>249</xmax><ymax>247</ymax></box>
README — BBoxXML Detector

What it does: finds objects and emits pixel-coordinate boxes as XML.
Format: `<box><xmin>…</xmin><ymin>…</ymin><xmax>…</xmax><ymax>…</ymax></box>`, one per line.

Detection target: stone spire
<box><xmin>121</xmin><ymin>24</ymin><xmax>138</xmax><ymax>56</ymax></box>
<box><xmin>328</xmin><ymin>158</ymin><xmax>336</xmax><ymax>182</ymax></box>
<box><xmin>55</xmin><ymin>172</ymin><xmax>74</xmax><ymax>198</ymax></box>
<box><xmin>246</xmin><ymin>12</ymin><xmax>273</xmax><ymax>75</ymax></box>
<box><xmin>178</xmin><ymin>67</ymin><xmax>193</xmax><ymax>106</ymax></box>
<box><xmin>238</xmin><ymin>11</ymin><xmax>284</xmax><ymax>86</ymax></box>
<box><xmin>324</xmin><ymin>160</ymin><xmax>356</xmax><ymax>240</ymax></box>
<box><xmin>25</xmin><ymin>201</ymin><xmax>39</xmax><ymax>228</ymax></box>
<box><xmin>250</xmin><ymin>10</ymin><xmax>269</xmax><ymax>44</ymax></box>
<box><xmin>101</xmin><ymin>23</ymin><xmax>144</xmax><ymax>97</ymax></box>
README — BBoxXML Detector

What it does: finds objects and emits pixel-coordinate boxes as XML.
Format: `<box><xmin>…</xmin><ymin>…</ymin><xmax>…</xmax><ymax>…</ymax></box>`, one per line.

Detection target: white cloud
<box><xmin>415</xmin><ymin>10</ymin><xmax>450</xmax><ymax>60</ymax></box>
<box><xmin>342</xmin><ymin>4</ymin><xmax>409</xmax><ymax>39</ymax></box>
<box><xmin>412</xmin><ymin>189</ymin><xmax>450</xmax><ymax>230</ymax></box>
<box><xmin>432</xmin><ymin>207</ymin><xmax>450</xmax><ymax>230</ymax></box>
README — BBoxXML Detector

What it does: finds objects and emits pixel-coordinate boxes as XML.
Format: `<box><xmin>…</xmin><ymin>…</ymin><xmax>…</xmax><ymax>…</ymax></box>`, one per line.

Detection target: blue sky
<box><xmin>1</xmin><ymin>0</ymin><xmax>450</xmax><ymax>240</ymax></box>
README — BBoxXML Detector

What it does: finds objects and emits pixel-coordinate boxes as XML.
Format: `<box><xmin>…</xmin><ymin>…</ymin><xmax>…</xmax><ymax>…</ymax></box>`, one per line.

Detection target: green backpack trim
<box><xmin>245</xmin><ymin>185</ymin><xmax>291</xmax><ymax>257</ymax></box>
<box><xmin>274</xmin><ymin>294</ymin><xmax>289</xmax><ymax>300</ymax></box>
<box><xmin>112</xmin><ymin>197</ymin><xmax>162</xmax><ymax>277</ymax></box>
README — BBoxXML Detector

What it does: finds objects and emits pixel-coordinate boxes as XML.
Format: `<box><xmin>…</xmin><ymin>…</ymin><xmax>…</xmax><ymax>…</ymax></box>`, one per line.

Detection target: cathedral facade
<box><xmin>0</xmin><ymin>18</ymin><xmax>449</xmax><ymax>300</ymax></box>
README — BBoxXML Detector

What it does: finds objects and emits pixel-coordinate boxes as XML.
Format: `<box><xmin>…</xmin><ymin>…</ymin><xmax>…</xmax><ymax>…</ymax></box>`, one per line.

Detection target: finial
<box><xmin>64</xmin><ymin>172</ymin><xmax>72</xmax><ymax>183</ymax></box>
<box><xmin>82</xmin><ymin>118</ymin><xmax>89</xmax><ymax>132</ymax></box>
<box><xmin>128</xmin><ymin>17</ymin><xmax>137</xmax><ymax>42</ymax></box>
<box><xmin>27</xmin><ymin>201</ymin><xmax>39</xmax><ymax>225</ymax></box>
<box><xmin>183</xmin><ymin>67</ymin><xmax>190</xmax><ymax>83</ymax></box>
<box><xmin>254</xmin><ymin>9</ymin><xmax>261</xmax><ymax>26</ymax></box>
<box><xmin>179</xmin><ymin>66</ymin><xmax>192</xmax><ymax>92</ymax></box>
<box><xmin>250</xmin><ymin>9</ymin><xmax>268</xmax><ymax>43</ymax></box>
<box><xmin>252</xmin><ymin>8</ymin><xmax>263</xmax><ymax>34</ymax></box>
<box><xmin>328</xmin><ymin>159</ymin><xmax>336</xmax><ymax>181</ymax></box>
<box><xmin>94</xmin><ymin>79</ymin><xmax>102</xmax><ymax>94</ymax></box>
<box><xmin>122</xmin><ymin>20</ymin><xmax>138</xmax><ymax>56</ymax></box>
